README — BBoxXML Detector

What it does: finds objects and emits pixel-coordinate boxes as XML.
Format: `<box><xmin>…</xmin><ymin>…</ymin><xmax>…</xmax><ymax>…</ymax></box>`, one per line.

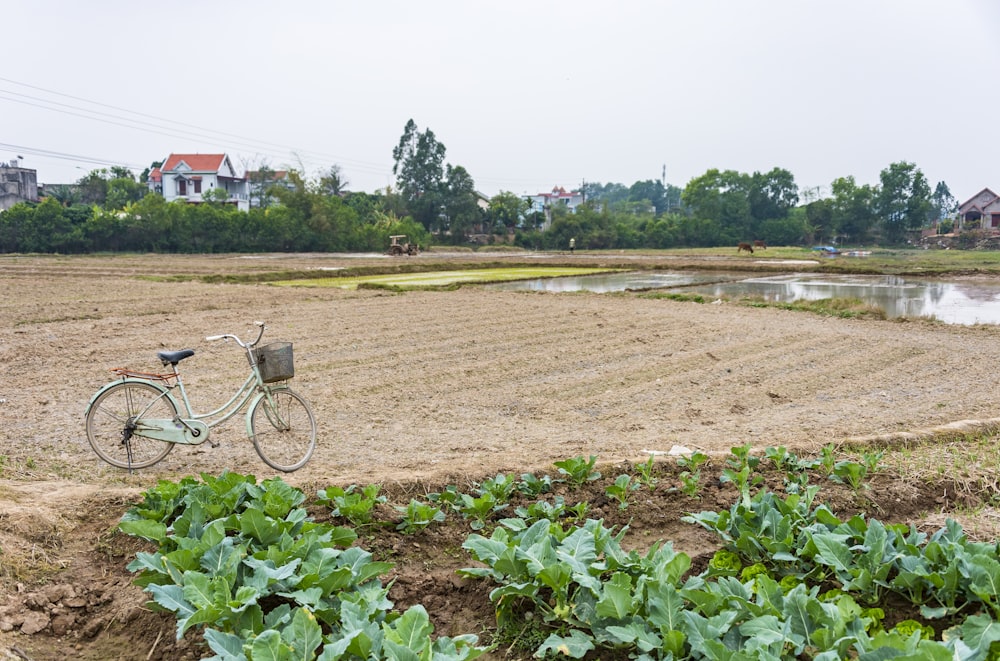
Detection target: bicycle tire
<box><xmin>86</xmin><ymin>381</ymin><xmax>176</xmax><ymax>469</ymax></box>
<box><xmin>250</xmin><ymin>388</ymin><xmax>316</xmax><ymax>472</ymax></box>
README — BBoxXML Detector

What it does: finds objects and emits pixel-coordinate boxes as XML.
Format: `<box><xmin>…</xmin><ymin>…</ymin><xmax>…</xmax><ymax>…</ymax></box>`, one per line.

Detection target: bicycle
<box><xmin>84</xmin><ymin>321</ymin><xmax>316</xmax><ymax>472</ymax></box>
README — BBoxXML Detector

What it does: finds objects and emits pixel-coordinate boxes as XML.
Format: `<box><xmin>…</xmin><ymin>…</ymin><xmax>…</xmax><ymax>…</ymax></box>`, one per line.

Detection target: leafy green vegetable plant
<box><xmin>634</xmin><ymin>454</ymin><xmax>659</xmax><ymax>489</ymax></box>
<box><xmin>861</xmin><ymin>449</ymin><xmax>885</xmax><ymax>474</ymax></box>
<box><xmin>554</xmin><ymin>455</ymin><xmax>601</xmax><ymax>487</ymax></box>
<box><xmin>457</xmin><ymin>492</ymin><xmax>506</xmax><ymax>531</ymax></box>
<box><xmin>426</xmin><ymin>484</ymin><xmax>464</xmax><ymax>514</ymax></box>
<box><xmin>830</xmin><ymin>459</ymin><xmax>869</xmax><ymax>492</ymax></box>
<box><xmin>604</xmin><ymin>473</ymin><xmax>639</xmax><ymax>510</ymax></box>
<box><xmin>675</xmin><ymin>451</ymin><xmax>709</xmax><ymax>498</ymax></box>
<box><xmin>726</xmin><ymin>443</ymin><xmax>760</xmax><ymax>471</ymax></box>
<box><xmin>119</xmin><ymin>471</ymin><xmax>487</xmax><ymax>660</ymax></box>
<box><xmin>819</xmin><ymin>443</ymin><xmax>837</xmax><ymax>475</ymax></box>
<box><xmin>476</xmin><ymin>473</ymin><xmax>515</xmax><ymax>504</ymax></box>
<box><xmin>676</xmin><ymin>451</ymin><xmax>708</xmax><ymax>471</ymax></box>
<box><xmin>516</xmin><ymin>472</ymin><xmax>553</xmax><ymax>496</ymax></box>
<box><xmin>514</xmin><ymin>497</ymin><xmax>566</xmax><ymax>523</ymax></box>
<box><xmin>395</xmin><ymin>499</ymin><xmax>446</xmax><ymax>534</ymax></box>
<box><xmin>317</xmin><ymin>483</ymin><xmax>386</xmax><ymax>526</ymax></box>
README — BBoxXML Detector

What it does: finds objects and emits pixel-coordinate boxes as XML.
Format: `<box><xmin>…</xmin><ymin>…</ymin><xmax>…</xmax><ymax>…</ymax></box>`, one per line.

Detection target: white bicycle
<box><xmin>84</xmin><ymin>322</ymin><xmax>316</xmax><ymax>472</ymax></box>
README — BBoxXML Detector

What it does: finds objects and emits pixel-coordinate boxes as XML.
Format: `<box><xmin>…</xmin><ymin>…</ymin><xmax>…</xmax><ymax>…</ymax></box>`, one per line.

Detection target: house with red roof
<box><xmin>148</xmin><ymin>153</ymin><xmax>249</xmax><ymax>211</ymax></box>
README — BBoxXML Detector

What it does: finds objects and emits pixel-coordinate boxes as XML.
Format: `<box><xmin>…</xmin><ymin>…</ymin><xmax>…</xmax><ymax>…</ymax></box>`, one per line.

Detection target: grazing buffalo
<box><xmin>737</xmin><ymin>242</ymin><xmax>754</xmax><ymax>254</ymax></box>
<box><xmin>753</xmin><ymin>240</ymin><xmax>767</xmax><ymax>249</ymax></box>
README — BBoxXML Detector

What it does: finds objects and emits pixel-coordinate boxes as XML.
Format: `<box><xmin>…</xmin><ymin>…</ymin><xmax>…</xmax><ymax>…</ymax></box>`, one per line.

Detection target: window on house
<box><xmin>178</xmin><ymin>179</ymin><xmax>187</xmax><ymax>195</ymax></box>
<box><xmin>194</xmin><ymin>180</ymin><xmax>202</xmax><ymax>194</ymax></box>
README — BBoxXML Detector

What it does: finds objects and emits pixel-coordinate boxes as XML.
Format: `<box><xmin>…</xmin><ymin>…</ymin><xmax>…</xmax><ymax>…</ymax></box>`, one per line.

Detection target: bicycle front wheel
<box><xmin>86</xmin><ymin>381</ymin><xmax>176</xmax><ymax>469</ymax></box>
<box><xmin>250</xmin><ymin>388</ymin><xmax>316</xmax><ymax>472</ymax></box>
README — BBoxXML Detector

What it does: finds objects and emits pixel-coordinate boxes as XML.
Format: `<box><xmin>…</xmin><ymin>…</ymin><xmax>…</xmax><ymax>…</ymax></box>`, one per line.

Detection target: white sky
<box><xmin>4</xmin><ymin>1</ymin><xmax>998</xmax><ymax>202</ymax></box>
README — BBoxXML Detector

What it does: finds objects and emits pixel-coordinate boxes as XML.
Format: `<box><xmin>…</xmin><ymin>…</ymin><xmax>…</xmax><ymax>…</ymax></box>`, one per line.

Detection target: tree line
<box><xmin>0</xmin><ymin>119</ymin><xmax>960</xmax><ymax>254</ymax></box>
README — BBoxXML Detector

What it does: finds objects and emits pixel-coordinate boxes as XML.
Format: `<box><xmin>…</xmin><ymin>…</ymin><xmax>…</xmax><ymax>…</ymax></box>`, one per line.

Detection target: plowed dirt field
<box><xmin>3</xmin><ymin>251</ymin><xmax>1000</xmax><ymax>660</ymax></box>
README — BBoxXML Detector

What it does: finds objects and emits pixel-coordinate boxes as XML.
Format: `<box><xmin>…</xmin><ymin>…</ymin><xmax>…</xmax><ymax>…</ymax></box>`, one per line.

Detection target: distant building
<box><xmin>525</xmin><ymin>186</ymin><xmax>585</xmax><ymax>228</ymax></box>
<box><xmin>957</xmin><ymin>188</ymin><xmax>1000</xmax><ymax>232</ymax></box>
<box><xmin>245</xmin><ymin>169</ymin><xmax>293</xmax><ymax>208</ymax></box>
<box><xmin>149</xmin><ymin>153</ymin><xmax>249</xmax><ymax>211</ymax></box>
<box><xmin>0</xmin><ymin>157</ymin><xmax>39</xmax><ymax>212</ymax></box>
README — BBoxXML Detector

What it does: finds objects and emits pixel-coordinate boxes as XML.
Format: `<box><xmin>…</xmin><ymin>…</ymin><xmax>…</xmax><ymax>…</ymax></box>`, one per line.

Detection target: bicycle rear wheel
<box><xmin>86</xmin><ymin>381</ymin><xmax>176</xmax><ymax>469</ymax></box>
<box><xmin>250</xmin><ymin>388</ymin><xmax>316</xmax><ymax>472</ymax></box>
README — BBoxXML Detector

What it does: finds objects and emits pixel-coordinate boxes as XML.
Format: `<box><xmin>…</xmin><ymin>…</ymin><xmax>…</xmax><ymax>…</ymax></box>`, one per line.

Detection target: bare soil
<box><xmin>2</xmin><ymin>251</ymin><xmax>1000</xmax><ymax>660</ymax></box>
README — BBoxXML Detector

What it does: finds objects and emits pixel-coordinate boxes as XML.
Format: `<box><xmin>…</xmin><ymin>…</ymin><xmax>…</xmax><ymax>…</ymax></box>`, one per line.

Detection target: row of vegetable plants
<box><xmin>119</xmin><ymin>472</ymin><xmax>486</xmax><ymax>660</ymax></box>
<box><xmin>116</xmin><ymin>446</ymin><xmax>1000</xmax><ymax>660</ymax></box>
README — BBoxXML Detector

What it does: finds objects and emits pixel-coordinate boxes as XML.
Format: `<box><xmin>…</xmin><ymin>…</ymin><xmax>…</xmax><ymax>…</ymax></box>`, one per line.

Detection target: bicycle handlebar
<box><xmin>206</xmin><ymin>321</ymin><xmax>267</xmax><ymax>348</ymax></box>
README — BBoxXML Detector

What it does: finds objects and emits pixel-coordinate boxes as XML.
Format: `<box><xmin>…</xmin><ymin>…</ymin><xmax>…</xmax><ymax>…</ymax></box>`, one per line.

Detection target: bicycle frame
<box><xmin>85</xmin><ymin>323</ymin><xmax>287</xmax><ymax>446</ymax></box>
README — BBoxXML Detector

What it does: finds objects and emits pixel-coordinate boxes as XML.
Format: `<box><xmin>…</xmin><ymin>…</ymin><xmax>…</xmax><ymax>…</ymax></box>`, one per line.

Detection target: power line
<box><xmin>0</xmin><ymin>76</ymin><xmax>395</xmax><ymax>179</ymax></box>
<box><xmin>0</xmin><ymin>142</ymin><xmax>145</xmax><ymax>171</ymax></box>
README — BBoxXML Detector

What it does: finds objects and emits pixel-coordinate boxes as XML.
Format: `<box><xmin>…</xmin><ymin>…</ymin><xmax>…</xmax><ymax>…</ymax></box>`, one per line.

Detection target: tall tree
<box><xmin>487</xmin><ymin>191</ymin><xmax>530</xmax><ymax>232</ymax></box>
<box><xmin>317</xmin><ymin>164</ymin><xmax>349</xmax><ymax>197</ymax></box>
<box><xmin>580</xmin><ymin>182</ymin><xmax>628</xmax><ymax>208</ymax></box>
<box><xmin>748</xmin><ymin>167</ymin><xmax>799</xmax><ymax>222</ymax></box>
<box><xmin>931</xmin><ymin>181</ymin><xmax>957</xmax><ymax>223</ymax></box>
<box><xmin>440</xmin><ymin>165</ymin><xmax>481</xmax><ymax>238</ymax></box>
<box><xmin>392</xmin><ymin>119</ymin><xmax>446</xmax><ymax>230</ymax></box>
<box><xmin>247</xmin><ymin>163</ymin><xmax>277</xmax><ymax>209</ymax></box>
<box><xmin>76</xmin><ymin>169</ymin><xmax>110</xmax><ymax>206</ymax></box>
<box><xmin>628</xmin><ymin>180</ymin><xmax>668</xmax><ymax>215</ymax></box>
<box><xmin>877</xmin><ymin>161</ymin><xmax>932</xmax><ymax>243</ymax></box>
<box><xmin>681</xmin><ymin>169</ymin><xmax>752</xmax><ymax>242</ymax></box>
<box><xmin>104</xmin><ymin>179</ymin><xmax>147</xmax><ymax>210</ymax></box>
<box><xmin>830</xmin><ymin>176</ymin><xmax>877</xmax><ymax>244</ymax></box>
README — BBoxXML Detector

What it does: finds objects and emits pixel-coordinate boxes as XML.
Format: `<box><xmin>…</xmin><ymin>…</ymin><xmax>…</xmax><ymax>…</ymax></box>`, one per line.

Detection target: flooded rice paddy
<box><xmin>488</xmin><ymin>271</ymin><xmax>1000</xmax><ymax>325</ymax></box>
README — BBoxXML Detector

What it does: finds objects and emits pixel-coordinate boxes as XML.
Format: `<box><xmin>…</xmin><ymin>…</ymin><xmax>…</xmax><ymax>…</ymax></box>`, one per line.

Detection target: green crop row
<box><xmin>461</xmin><ymin>485</ymin><xmax>1000</xmax><ymax>659</ymax></box>
<box><xmin>119</xmin><ymin>471</ymin><xmax>486</xmax><ymax>661</ymax></box>
<box><xmin>118</xmin><ymin>447</ymin><xmax>945</xmax><ymax>660</ymax></box>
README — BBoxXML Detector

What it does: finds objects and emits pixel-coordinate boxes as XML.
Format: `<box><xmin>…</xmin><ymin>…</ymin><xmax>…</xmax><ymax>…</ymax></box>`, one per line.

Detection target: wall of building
<box><xmin>0</xmin><ymin>160</ymin><xmax>39</xmax><ymax>211</ymax></box>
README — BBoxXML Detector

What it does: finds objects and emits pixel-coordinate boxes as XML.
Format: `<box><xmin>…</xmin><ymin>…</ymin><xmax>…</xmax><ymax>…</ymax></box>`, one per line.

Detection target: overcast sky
<box><xmin>4</xmin><ymin>1</ymin><xmax>998</xmax><ymax>202</ymax></box>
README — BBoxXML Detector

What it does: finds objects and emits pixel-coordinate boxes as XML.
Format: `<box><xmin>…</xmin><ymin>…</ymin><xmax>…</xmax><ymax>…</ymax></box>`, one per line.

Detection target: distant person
<box><xmin>569</xmin><ymin>237</ymin><xmax>575</xmax><ymax>253</ymax></box>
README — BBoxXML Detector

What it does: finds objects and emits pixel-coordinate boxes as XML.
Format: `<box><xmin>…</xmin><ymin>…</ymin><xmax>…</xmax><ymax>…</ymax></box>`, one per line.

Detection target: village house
<box><xmin>148</xmin><ymin>153</ymin><xmax>249</xmax><ymax>211</ymax></box>
<box><xmin>245</xmin><ymin>169</ymin><xmax>294</xmax><ymax>208</ymax></box>
<box><xmin>957</xmin><ymin>188</ymin><xmax>1000</xmax><ymax>233</ymax></box>
<box><xmin>524</xmin><ymin>186</ymin><xmax>585</xmax><ymax>228</ymax></box>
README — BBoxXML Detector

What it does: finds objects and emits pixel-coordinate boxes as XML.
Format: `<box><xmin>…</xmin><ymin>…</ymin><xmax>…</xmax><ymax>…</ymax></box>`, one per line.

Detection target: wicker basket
<box><xmin>255</xmin><ymin>342</ymin><xmax>294</xmax><ymax>383</ymax></box>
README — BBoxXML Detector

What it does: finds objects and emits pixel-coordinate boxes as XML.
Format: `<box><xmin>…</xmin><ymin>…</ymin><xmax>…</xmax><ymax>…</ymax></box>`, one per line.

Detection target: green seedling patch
<box><xmin>271</xmin><ymin>267</ymin><xmax>619</xmax><ymax>290</ymax></box>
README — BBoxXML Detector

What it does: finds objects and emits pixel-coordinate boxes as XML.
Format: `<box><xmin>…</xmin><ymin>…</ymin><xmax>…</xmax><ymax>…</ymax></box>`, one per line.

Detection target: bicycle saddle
<box><xmin>158</xmin><ymin>349</ymin><xmax>195</xmax><ymax>366</ymax></box>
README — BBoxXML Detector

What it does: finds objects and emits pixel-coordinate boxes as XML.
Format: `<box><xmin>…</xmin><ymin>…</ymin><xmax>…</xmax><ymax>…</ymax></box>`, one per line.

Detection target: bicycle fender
<box><xmin>84</xmin><ymin>378</ymin><xmax>172</xmax><ymax>418</ymax></box>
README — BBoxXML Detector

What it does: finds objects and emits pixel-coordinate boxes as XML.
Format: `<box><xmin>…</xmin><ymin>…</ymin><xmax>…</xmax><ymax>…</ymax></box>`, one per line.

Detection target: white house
<box><xmin>149</xmin><ymin>153</ymin><xmax>249</xmax><ymax>211</ymax></box>
<box><xmin>525</xmin><ymin>186</ymin><xmax>585</xmax><ymax>228</ymax></box>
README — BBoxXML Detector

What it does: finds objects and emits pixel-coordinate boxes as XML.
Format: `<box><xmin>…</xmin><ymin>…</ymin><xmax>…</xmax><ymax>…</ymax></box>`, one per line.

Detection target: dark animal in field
<box><xmin>753</xmin><ymin>240</ymin><xmax>767</xmax><ymax>249</ymax></box>
<box><xmin>737</xmin><ymin>242</ymin><xmax>754</xmax><ymax>254</ymax></box>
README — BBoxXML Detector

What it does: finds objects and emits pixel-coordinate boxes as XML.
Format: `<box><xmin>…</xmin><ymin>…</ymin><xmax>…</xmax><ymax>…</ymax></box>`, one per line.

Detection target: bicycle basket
<box><xmin>255</xmin><ymin>342</ymin><xmax>294</xmax><ymax>383</ymax></box>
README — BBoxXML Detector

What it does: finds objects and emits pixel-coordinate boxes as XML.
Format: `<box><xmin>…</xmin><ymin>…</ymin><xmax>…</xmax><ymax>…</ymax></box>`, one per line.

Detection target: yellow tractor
<box><xmin>387</xmin><ymin>235</ymin><xmax>419</xmax><ymax>256</ymax></box>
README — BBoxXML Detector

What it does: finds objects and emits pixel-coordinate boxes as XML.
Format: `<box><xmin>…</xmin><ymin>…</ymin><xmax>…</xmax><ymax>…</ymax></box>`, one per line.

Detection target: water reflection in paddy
<box><xmin>487</xmin><ymin>271</ymin><xmax>1000</xmax><ymax>325</ymax></box>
